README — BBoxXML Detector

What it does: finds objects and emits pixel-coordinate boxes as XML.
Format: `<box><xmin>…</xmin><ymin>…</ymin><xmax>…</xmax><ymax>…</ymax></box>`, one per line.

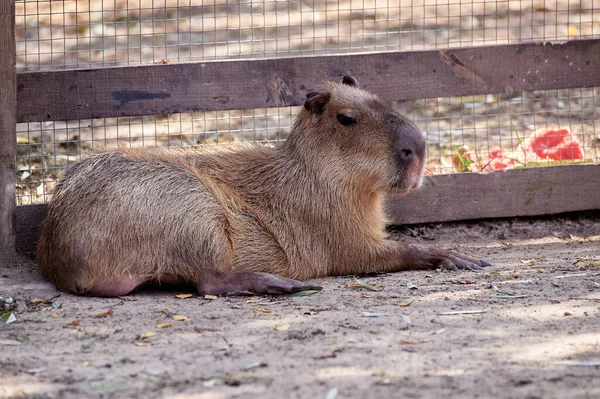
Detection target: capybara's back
<box><xmin>37</xmin><ymin>76</ymin><xmax>490</xmax><ymax>297</ymax></box>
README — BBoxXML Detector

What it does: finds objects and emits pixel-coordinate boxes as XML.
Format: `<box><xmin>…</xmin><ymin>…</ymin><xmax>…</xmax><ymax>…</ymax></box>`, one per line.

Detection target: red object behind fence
<box><xmin>524</xmin><ymin>128</ymin><xmax>583</xmax><ymax>161</ymax></box>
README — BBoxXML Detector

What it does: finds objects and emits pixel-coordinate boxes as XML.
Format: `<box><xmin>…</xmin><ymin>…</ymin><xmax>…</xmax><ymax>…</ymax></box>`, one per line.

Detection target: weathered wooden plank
<box><xmin>0</xmin><ymin>0</ymin><xmax>16</xmax><ymax>255</ymax></box>
<box><xmin>15</xmin><ymin>164</ymin><xmax>600</xmax><ymax>255</ymax></box>
<box><xmin>15</xmin><ymin>204</ymin><xmax>46</xmax><ymax>256</ymax></box>
<box><xmin>387</xmin><ymin>164</ymin><xmax>600</xmax><ymax>225</ymax></box>
<box><xmin>16</xmin><ymin>39</ymin><xmax>600</xmax><ymax>123</ymax></box>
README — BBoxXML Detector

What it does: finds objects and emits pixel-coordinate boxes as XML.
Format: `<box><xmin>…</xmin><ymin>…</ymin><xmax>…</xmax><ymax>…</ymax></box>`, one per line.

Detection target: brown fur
<box><xmin>37</xmin><ymin>76</ymin><xmax>489</xmax><ymax>296</ymax></box>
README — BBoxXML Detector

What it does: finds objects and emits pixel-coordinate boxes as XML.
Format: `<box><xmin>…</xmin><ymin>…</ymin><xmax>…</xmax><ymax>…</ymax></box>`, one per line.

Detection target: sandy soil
<box><xmin>1</xmin><ymin>211</ymin><xmax>599</xmax><ymax>399</ymax></box>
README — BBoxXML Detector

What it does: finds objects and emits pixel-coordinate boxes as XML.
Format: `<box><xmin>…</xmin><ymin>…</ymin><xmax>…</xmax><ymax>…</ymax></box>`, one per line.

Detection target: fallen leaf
<box><xmin>204</xmin><ymin>295</ymin><xmax>218</xmax><ymax>300</ymax></box>
<box><xmin>554</xmin><ymin>360</ymin><xmax>600</xmax><ymax>367</ymax></box>
<box><xmin>0</xmin><ymin>339</ymin><xmax>23</xmax><ymax>346</ymax></box>
<box><xmin>325</xmin><ymin>388</ymin><xmax>339</xmax><ymax>399</ymax></box>
<box><xmin>155</xmin><ymin>322</ymin><xmax>171</xmax><ymax>328</ymax></box>
<box><xmin>569</xmin><ymin>235</ymin><xmax>587</xmax><ymax>242</ymax></box>
<box><xmin>4</xmin><ymin>312</ymin><xmax>17</xmax><ymax>324</ymax></box>
<box><xmin>252</xmin><ymin>308</ymin><xmax>273</xmax><ymax>313</ymax></box>
<box><xmin>400</xmin><ymin>339</ymin><xmax>430</xmax><ymax>344</ymax></box>
<box><xmin>91</xmin><ymin>309</ymin><xmax>113</xmax><ymax>318</ymax></box>
<box><xmin>31</xmin><ymin>298</ymin><xmax>45</xmax><ymax>303</ymax></box>
<box><xmin>521</xmin><ymin>259</ymin><xmax>535</xmax><ymax>265</ymax></box>
<box><xmin>358</xmin><ymin>312</ymin><xmax>388</xmax><ymax>317</ymax></box>
<box><xmin>352</xmin><ymin>277</ymin><xmax>381</xmax><ymax>292</ymax></box>
<box><xmin>437</xmin><ymin>310</ymin><xmax>487</xmax><ymax>315</ymax></box>
<box><xmin>50</xmin><ymin>312</ymin><xmax>61</xmax><ymax>318</ymax></box>
<box><xmin>575</xmin><ymin>260</ymin><xmax>600</xmax><ymax>268</ymax></box>
<box><xmin>313</xmin><ymin>349</ymin><xmax>339</xmax><ymax>360</ymax></box>
<box><xmin>195</xmin><ymin>327</ymin><xmax>219</xmax><ymax>333</ymax></box>
<box><xmin>202</xmin><ymin>378</ymin><xmax>219</xmax><ymax>388</ymax></box>
<box><xmin>395</xmin><ymin>302</ymin><xmax>411</xmax><ymax>307</ymax></box>
<box><xmin>452</xmin><ymin>280</ymin><xmax>476</xmax><ymax>285</ymax></box>
<box><xmin>133</xmin><ymin>341</ymin><xmax>149</xmax><ymax>347</ymax></box>
<box><xmin>175</xmin><ymin>294</ymin><xmax>193</xmax><ymax>299</ymax></box>
<box><xmin>138</xmin><ymin>332</ymin><xmax>155</xmax><ymax>339</ymax></box>
<box><xmin>274</xmin><ymin>323</ymin><xmax>291</xmax><ymax>331</ymax></box>
<box><xmin>241</xmin><ymin>361</ymin><xmax>268</xmax><ymax>371</ymax></box>
<box><xmin>143</xmin><ymin>369</ymin><xmax>171</xmax><ymax>377</ymax></box>
<box><xmin>291</xmin><ymin>290</ymin><xmax>320</xmax><ymax>297</ymax></box>
<box><xmin>67</xmin><ymin>320</ymin><xmax>80</xmax><ymax>326</ymax></box>
<box><xmin>88</xmin><ymin>381</ymin><xmax>129</xmax><ymax>391</ymax></box>
<box><xmin>172</xmin><ymin>315</ymin><xmax>189</xmax><ymax>321</ymax></box>
<box><xmin>491</xmin><ymin>286</ymin><xmax>518</xmax><ymax>295</ymax></box>
<box><xmin>360</xmin><ymin>293</ymin><xmax>370</xmax><ymax>298</ymax></box>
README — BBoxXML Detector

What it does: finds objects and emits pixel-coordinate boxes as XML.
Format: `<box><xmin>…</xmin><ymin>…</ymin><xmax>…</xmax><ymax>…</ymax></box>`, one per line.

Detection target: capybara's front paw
<box><xmin>424</xmin><ymin>248</ymin><xmax>491</xmax><ymax>271</ymax></box>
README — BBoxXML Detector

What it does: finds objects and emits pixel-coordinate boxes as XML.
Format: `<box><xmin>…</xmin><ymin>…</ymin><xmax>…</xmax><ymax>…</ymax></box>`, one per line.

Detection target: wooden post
<box><xmin>0</xmin><ymin>0</ymin><xmax>17</xmax><ymax>255</ymax></box>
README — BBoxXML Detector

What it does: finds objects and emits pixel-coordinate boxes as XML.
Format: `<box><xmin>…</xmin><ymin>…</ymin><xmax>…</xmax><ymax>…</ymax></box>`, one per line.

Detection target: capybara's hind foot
<box><xmin>83</xmin><ymin>276</ymin><xmax>148</xmax><ymax>297</ymax></box>
<box><xmin>197</xmin><ymin>272</ymin><xmax>323</xmax><ymax>296</ymax></box>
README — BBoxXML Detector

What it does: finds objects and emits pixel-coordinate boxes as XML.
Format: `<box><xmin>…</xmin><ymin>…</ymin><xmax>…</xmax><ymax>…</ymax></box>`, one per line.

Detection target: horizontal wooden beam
<box><xmin>16</xmin><ymin>164</ymin><xmax>600</xmax><ymax>255</ymax></box>
<box><xmin>387</xmin><ymin>164</ymin><xmax>600</xmax><ymax>225</ymax></box>
<box><xmin>16</xmin><ymin>39</ymin><xmax>600</xmax><ymax>123</ymax></box>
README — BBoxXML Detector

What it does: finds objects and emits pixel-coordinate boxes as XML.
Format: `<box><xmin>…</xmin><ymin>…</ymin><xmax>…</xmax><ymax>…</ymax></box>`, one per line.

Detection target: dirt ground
<box><xmin>1</xmin><ymin>211</ymin><xmax>599</xmax><ymax>399</ymax></box>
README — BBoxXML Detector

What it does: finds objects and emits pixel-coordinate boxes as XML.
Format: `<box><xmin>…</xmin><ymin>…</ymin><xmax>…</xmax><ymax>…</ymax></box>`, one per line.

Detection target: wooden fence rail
<box><xmin>1</xmin><ymin>4</ymin><xmax>599</xmax><ymax>255</ymax></box>
<box><xmin>16</xmin><ymin>38</ymin><xmax>600</xmax><ymax>123</ymax></box>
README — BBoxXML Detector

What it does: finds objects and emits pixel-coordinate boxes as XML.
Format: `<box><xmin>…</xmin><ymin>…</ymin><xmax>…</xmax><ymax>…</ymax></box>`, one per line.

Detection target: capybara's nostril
<box><xmin>399</xmin><ymin>148</ymin><xmax>413</xmax><ymax>161</ymax></box>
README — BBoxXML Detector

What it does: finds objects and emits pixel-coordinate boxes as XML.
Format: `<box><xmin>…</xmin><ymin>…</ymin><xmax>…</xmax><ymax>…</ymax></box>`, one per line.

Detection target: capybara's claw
<box><xmin>426</xmin><ymin>249</ymin><xmax>491</xmax><ymax>272</ymax></box>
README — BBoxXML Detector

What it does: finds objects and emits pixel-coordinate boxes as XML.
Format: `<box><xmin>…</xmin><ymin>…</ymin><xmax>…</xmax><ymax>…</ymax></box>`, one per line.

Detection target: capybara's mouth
<box><xmin>390</xmin><ymin>173</ymin><xmax>423</xmax><ymax>193</ymax></box>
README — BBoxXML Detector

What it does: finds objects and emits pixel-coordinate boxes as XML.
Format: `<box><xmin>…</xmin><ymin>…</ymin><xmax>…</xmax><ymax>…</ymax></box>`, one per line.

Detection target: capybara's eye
<box><xmin>337</xmin><ymin>114</ymin><xmax>357</xmax><ymax>126</ymax></box>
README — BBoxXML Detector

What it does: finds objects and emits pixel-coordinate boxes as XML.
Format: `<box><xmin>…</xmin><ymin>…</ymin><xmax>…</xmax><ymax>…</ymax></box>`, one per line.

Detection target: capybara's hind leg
<box><xmin>84</xmin><ymin>275</ymin><xmax>149</xmax><ymax>297</ymax></box>
<box><xmin>196</xmin><ymin>272</ymin><xmax>323</xmax><ymax>295</ymax></box>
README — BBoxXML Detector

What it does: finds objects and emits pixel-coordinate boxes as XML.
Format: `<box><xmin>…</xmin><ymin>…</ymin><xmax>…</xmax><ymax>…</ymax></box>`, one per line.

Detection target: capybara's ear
<box><xmin>342</xmin><ymin>75</ymin><xmax>359</xmax><ymax>88</ymax></box>
<box><xmin>304</xmin><ymin>90</ymin><xmax>330</xmax><ymax>114</ymax></box>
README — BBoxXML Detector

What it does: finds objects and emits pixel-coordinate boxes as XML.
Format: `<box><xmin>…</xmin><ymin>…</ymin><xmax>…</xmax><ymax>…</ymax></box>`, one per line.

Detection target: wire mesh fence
<box><xmin>14</xmin><ymin>0</ymin><xmax>600</xmax><ymax>204</ymax></box>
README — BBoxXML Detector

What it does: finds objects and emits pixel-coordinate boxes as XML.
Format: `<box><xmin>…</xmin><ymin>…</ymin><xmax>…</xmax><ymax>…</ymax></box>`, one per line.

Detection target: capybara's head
<box><xmin>293</xmin><ymin>75</ymin><xmax>426</xmax><ymax>193</ymax></box>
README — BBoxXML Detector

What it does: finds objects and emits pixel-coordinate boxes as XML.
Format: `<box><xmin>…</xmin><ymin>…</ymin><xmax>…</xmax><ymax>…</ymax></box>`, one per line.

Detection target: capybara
<box><xmin>37</xmin><ymin>75</ymin><xmax>490</xmax><ymax>296</ymax></box>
